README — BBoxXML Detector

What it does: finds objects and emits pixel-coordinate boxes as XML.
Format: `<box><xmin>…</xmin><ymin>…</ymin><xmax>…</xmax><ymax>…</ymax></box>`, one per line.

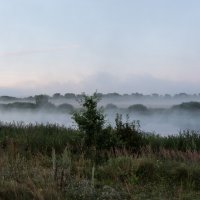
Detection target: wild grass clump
<box><xmin>97</xmin><ymin>156</ymin><xmax>136</xmax><ymax>184</ymax></box>
<box><xmin>136</xmin><ymin>159</ymin><xmax>158</xmax><ymax>183</ymax></box>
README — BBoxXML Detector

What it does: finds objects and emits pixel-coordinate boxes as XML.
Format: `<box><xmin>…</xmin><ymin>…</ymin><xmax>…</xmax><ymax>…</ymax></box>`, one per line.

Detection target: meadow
<box><xmin>1</xmin><ymin>123</ymin><xmax>200</xmax><ymax>199</ymax></box>
<box><xmin>1</xmin><ymin>93</ymin><xmax>200</xmax><ymax>199</ymax></box>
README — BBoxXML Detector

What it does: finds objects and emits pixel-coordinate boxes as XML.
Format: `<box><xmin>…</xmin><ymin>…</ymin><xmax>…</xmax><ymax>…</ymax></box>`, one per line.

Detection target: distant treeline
<box><xmin>107</xmin><ymin>101</ymin><xmax>200</xmax><ymax>113</ymax></box>
<box><xmin>0</xmin><ymin>95</ymin><xmax>74</xmax><ymax>113</ymax></box>
<box><xmin>0</xmin><ymin>102</ymin><xmax>74</xmax><ymax>113</ymax></box>
<box><xmin>1</xmin><ymin>100</ymin><xmax>200</xmax><ymax>114</ymax></box>
<box><xmin>1</xmin><ymin>92</ymin><xmax>200</xmax><ymax>101</ymax></box>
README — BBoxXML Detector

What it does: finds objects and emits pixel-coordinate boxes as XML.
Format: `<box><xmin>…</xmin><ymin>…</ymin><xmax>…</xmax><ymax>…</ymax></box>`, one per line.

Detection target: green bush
<box><xmin>114</xmin><ymin>114</ymin><xmax>145</xmax><ymax>152</ymax></box>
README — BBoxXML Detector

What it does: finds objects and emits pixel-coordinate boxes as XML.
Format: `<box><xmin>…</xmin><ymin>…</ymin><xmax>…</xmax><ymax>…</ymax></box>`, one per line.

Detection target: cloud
<box><xmin>1</xmin><ymin>72</ymin><xmax>199</xmax><ymax>97</ymax></box>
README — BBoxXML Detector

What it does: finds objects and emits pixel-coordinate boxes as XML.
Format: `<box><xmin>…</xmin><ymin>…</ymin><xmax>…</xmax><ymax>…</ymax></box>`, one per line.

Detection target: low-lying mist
<box><xmin>0</xmin><ymin>108</ymin><xmax>200</xmax><ymax>136</ymax></box>
<box><xmin>105</xmin><ymin>111</ymin><xmax>200</xmax><ymax>135</ymax></box>
<box><xmin>0</xmin><ymin>93</ymin><xmax>200</xmax><ymax>135</ymax></box>
<box><xmin>0</xmin><ymin>110</ymin><xmax>74</xmax><ymax>127</ymax></box>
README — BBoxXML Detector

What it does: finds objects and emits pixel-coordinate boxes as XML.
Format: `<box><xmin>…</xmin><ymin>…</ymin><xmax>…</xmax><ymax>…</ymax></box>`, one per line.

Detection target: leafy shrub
<box><xmin>114</xmin><ymin>114</ymin><xmax>144</xmax><ymax>151</ymax></box>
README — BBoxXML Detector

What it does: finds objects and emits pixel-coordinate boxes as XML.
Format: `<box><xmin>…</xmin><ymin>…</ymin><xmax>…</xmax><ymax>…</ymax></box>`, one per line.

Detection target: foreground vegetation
<box><xmin>0</xmin><ymin>123</ymin><xmax>200</xmax><ymax>199</ymax></box>
<box><xmin>1</xmin><ymin>94</ymin><xmax>200</xmax><ymax>199</ymax></box>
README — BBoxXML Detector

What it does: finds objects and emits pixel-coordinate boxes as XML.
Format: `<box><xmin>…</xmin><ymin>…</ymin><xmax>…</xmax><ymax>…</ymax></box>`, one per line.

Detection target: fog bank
<box><xmin>0</xmin><ymin>94</ymin><xmax>200</xmax><ymax>135</ymax></box>
<box><xmin>0</xmin><ymin>109</ymin><xmax>200</xmax><ymax>136</ymax></box>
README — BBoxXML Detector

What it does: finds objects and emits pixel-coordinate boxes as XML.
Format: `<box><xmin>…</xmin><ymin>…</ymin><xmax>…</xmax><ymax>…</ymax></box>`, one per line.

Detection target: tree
<box><xmin>35</xmin><ymin>95</ymin><xmax>49</xmax><ymax>106</ymax></box>
<box><xmin>72</xmin><ymin>93</ymin><xmax>105</xmax><ymax>147</ymax></box>
<box><xmin>64</xmin><ymin>93</ymin><xmax>76</xmax><ymax>99</ymax></box>
<box><xmin>52</xmin><ymin>93</ymin><xmax>62</xmax><ymax>99</ymax></box>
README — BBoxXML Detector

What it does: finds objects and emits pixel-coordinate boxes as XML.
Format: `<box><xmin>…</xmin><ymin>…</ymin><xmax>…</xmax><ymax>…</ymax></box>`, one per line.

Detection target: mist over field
<box><xmin>1</xmin><ymin>1</ymin><xmax>200</xmax><ymax>136</ymax></box>
<box><xmin>0</xmin><ymin>93</ymin><xmax>200</xmax><ymax>135</ymax></box>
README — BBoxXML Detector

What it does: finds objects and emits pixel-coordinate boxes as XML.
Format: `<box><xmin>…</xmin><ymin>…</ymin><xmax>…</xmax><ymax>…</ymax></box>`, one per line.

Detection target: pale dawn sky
<box><xmin>0</xmin><ymin>0</ymin><xmax>200</xmax><ymax>96</ymax></box>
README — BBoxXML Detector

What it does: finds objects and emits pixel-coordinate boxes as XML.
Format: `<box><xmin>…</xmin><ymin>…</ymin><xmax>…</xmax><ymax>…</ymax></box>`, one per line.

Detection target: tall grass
<box><xmin>1</xmin><ymin>122</ymin><xmax>200</xmax><ymax>199</ymax></box>
<box><xmin>145</xmin><ymin>130</ymin><xmax>200</xmax><ymax>152</ymax></box>
<box><xmin>0</xmin><ymin>122</ymin><xmax>82</xmax><ymax>155</ymax></box>
<box><xmin>1</xmin><ymin>122</ymin><xmax>200</xmax><ymax>154</ymax></box>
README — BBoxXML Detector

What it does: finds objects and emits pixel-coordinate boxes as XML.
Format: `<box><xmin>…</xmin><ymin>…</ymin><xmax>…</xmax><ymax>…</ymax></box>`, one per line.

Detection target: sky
<box><xmin>0</xmin><ymin>0</ymin><xmax>200</xmax><ymax>96</ymax></box>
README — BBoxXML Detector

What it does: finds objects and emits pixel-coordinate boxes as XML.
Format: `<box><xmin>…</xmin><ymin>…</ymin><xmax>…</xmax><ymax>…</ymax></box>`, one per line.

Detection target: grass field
<box><xmin>0</xmin><ymin>123</ymin><xmax>200</xmax><ymax>199</ymax></box>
